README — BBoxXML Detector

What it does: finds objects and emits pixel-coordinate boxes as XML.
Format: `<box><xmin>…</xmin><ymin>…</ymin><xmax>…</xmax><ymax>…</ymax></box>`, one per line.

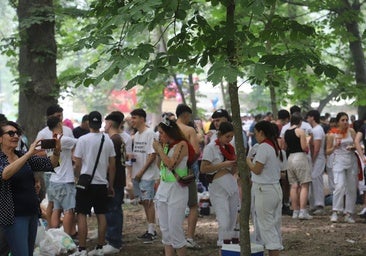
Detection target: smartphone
<box><xmin>41</xmin><ymin>139</ymin><xmax>56</xmax><ymax>149</ymax></box>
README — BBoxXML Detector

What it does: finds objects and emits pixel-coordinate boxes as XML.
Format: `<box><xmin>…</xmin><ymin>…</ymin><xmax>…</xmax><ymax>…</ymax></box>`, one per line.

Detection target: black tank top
<box><xmin>284</xmin><ymin>128</ymin><xmax>303</xmax><ymax>154</ymax></box>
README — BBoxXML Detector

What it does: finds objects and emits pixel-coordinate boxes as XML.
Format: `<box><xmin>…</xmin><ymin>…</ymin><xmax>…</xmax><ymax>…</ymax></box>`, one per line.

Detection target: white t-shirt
<box><xmin>36</xmin><ymin>125</ymin><xmax>74</xmax><ymax>171</ymax></box>
<box><xmin>37</xmin><ymin>125</ymin><xmax>74</xmax><ymax>140</ymax></box>
<box><xmin>311</xmin><ymin>124</ymin><xmax>326</xmax><ymax>160</ymax></box>
<box><xmin>280</xmin><ymin>121</ymin><xmax>312</xmax><ymax>138</ymax></box>
<box><xmin>74</xmin><ymin>132</ymin><xmax>116</xmax><ymax>185</ymax></box>
<box><xmin>202</xmin><ymin>142</ymin><xmax>224</xmax><ymax>174</ymax></box>
<box><xmin>120</xmin><ymin>131</ymin><xmax>132</xmax><ymax>154</ymax></box>
<box><xmin>251</xmin><ymin>143</ymin><xmax>282</xmax><ymax>184</ymax></box>
<box><xmin>132</xmin><ymin>128</ymin><xmax>159</xmax><ymax>180</ymax></box>
<box><xmin>50</xmin><ymin>136</ymin><xmax>78</xmax><ymax>183</ymax></box>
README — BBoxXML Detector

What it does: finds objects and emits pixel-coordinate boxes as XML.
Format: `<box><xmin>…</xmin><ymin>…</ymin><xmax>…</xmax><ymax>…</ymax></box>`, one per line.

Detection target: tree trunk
<box><xmin>341</xmin><ymin>0</ymin><xmax>366</xmax><ymax>118</ymax></box>
<box><xmin>188</xmin><ymin>74</ymin><xmax>198</xmax><ymax>118</ymax></box>
<box><xmin>17</xmin><ymin>0</ymin><xmax>58</xmax><ymax>142</ymax></box>
<box><xmin>226</xmin><ymin>1</ymin><xmax>251</xmax><ymax>255</ymax></box>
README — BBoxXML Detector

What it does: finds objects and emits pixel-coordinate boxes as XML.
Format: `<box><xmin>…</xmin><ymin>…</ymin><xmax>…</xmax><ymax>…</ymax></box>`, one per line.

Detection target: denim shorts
<box><xmin>47</xmin><ymin>182</ymin><xmax>76</xmax><ymax>211</ymax></box>
<box><xmin>133</xmin><ymin>179</ymin><xmax>155</xmax><ymax>201</ymax></box>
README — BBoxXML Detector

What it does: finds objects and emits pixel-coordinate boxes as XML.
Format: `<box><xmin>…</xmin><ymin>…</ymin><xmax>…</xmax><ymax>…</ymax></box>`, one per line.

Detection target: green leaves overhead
<box><xmin>57</xmin><ymin>0</ymin><xmax>350</xmax><ymax>110</ymax></box>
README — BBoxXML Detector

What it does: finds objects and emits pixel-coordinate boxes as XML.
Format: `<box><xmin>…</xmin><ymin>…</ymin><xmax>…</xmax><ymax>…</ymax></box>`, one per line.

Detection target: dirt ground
<box><xmin>82</xmin><ymin>202</ymin><xmax>366</xmax><ymax>256</ymax></box>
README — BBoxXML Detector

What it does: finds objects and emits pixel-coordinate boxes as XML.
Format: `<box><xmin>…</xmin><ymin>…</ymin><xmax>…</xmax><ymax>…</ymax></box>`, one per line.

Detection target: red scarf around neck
<box><xmin>328</xmin><ymin>127</ymin><xmax>348</xmax><ymax>138</ymax></box>
<box><xmin>215</xmin><ymin>139</ymin><xmax>236</xmax><ymax>161</ymax></box>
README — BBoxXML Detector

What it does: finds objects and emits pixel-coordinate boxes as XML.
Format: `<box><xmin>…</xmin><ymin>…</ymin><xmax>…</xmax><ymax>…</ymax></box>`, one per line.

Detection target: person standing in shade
<box><xmin>36</xmin><ymin>104</ymin><xmax>74</xmax><ymax>226</ymax></box>
<box><xmin>73</xmin><ymin>114</ymin><xmax>90</xmax><ymax>138</ymax></box>
<box><xmin>72</xmin><ymin>111</ymin><xmax>116</xmax><ymax>256</ymax></box>
<box><xmin>326</xmin><ymin>112</ymin><xmax>358</xmax><ymax>223</ymax></box>
<box><xmin>175</xmin><ymin>104</ymin><xmax>201</xmax><ymax>249</ymax></box>
<box><xmin>306</xmin><ymin>110</ymin><xmax>326</xmax><ymax>215</ymax></box>
<box><xmin>284</xmin><ymin>113</ymin><xmax>312</xmax><ymax>220</ymax></box>
<box><xmin>200</xmin><ymin>122</ymin><xmax>238</xmax><ymax>247</ymax></box>
<box><xmin>130</xmin><ymin>108</ymin><xmax>160</xmax><ymax>242</ymax></box>
<box><xmin>0</xmin><ymin>121</ymin><xmax>61</xmax><ymax>256</ymax></box>
<box><xmin>247</xmin><ymin>121</ymin><xmax>284</xmax><ymax>256</ymax></box>
<box><xmin>153</xmin><ymin>115</ymin><xmax>191</xmax><ymax>256</ymax></box>
<box><xmin>98</xmin><ymin>111</ymin><xmax>126</xmax><ymax>254</ymax></box>
<box><xmin>46</xmin><ymin>116</ymin><xmax>78</xmax><ymax>235</ymax></box>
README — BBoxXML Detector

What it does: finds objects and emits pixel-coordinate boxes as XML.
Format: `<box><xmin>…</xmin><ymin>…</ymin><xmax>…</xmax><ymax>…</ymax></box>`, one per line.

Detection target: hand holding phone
<box><xmin>41</xmin><ymin>139</ymin><xmax>56</xmax><ymax>149</ymax></box>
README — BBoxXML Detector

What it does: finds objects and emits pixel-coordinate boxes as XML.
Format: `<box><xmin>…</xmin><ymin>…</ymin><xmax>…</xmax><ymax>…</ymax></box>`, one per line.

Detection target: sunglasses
<box><xmin>3</xmin><ymin>130</ymin><xmax>22</xmax><ymax>137</ymax></box>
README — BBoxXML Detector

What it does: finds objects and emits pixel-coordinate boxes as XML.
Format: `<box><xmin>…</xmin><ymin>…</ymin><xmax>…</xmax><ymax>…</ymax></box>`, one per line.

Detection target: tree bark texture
<box><xmin>17</xmin><ymin>0</ymin><xmax>58</xmax><ymax>142</ymax></box>
<box><xmin>226</xmin><ymin>1</ymin><xmax>252</xmax><ymax>255</ymax></box>
<box><xmin>340</xmin><ymin>0</ymin><xmax>366</xmax><ymax>118</ymax></box>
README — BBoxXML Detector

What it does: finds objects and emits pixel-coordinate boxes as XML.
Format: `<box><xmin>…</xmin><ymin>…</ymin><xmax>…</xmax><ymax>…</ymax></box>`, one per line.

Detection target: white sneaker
<box><xmin>88</xmin><ymin>248</ymin><xmax>103</xmax><ymax>256</ymax></box>
<box><xmin>330</xmin><ymin>212</ymin><xmax>338</xmax><ymax>222</ymax></box>
<box><xmin>292</xmin><ymin>210</ymin><xmax>299</xmax><ymax>219</ymax></box>
<box><xmin>358</xmin><ymin>207</ymin><xmax>366</xmax><ymax>216</ymax></box>
<box><xmin>70</xmin><ymin>249</ymin><xmax>87</xmax><ymax>256</ymax></box>
<box><xmin>298</xmin><ymin>211</ymin><xmax>313</xmax><ymax>220</ymax></box>
<box><xmin>344</xmin><ymin>214</ymin><xmax>355</xmax><ymax>224</ymax></box>
<box><xmin>186</xmin><ymin>239</ymin><xmax>201</xmax><ymax>249</ymax></box>
<box><xmin>103</xmin><ymin>244</ymin><xmax>120</xmax><ymax>254</ymax></box>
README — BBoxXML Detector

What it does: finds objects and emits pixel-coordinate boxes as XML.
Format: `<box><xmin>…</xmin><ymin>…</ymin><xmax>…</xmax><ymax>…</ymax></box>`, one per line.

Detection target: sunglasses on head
<box><xmin>3</xmin><ymin>130</ymin><xmax>22</xmax><ymax>137</ymax></box>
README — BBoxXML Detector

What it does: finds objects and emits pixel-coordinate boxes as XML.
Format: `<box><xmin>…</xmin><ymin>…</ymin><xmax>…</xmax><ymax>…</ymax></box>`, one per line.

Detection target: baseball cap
<box><xmin>88</xmin><ymin>111</ymin><xmax>102</xmax><ymax>129</ymax></box>
<box><xmin>212</xmin><ymin>109</ymin><xmax>231</xmax><ymax>122</ymax></box>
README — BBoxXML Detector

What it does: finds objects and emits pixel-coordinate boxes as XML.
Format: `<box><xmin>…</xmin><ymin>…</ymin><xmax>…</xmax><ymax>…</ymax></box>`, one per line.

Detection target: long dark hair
<box><xmin>158</xmin><ymin>118</ymin><xmax>187</xmax><ymax>142</ymax></box>
<box><xmin>254</xmin><ymin>121</ymin><xmax>284</xmax><ymax>161</ymax></box>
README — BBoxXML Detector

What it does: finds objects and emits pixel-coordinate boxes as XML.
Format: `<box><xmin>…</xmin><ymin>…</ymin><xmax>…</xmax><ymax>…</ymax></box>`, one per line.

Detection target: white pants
<box><xmin>310</xmin><ymin>157</ymin><xmax>326</xmax><ymax>208</ymax></box>
<box><xmin>251</xmin><ymin>183</ymin><xmax>283</xmax><ymax>251</ymax></box>
<box><xmin>209</xmin><ymin>174</ymin><xmax>239</xmax><ymax>245</ymax></box>
<box><xmin>156</xmin><ymin>182</ymin><xmax>188</xmax><ymax>249</ymax></box>
<box><xmin>332</xmin><ymin>154</ymin><xmax>358</xmax><ymax>213</ymax></box>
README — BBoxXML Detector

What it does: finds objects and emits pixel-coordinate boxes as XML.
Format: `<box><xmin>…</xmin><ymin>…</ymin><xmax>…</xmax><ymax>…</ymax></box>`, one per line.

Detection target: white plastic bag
<box><xmin>35</xmin><ymin>219</ymin><xmax>46</xmax><ymax>247</ymax></box>
<box><xmin>39</xmin><ymin>228</ymin><xmax>76</xmax><ymax>255</ymax></box>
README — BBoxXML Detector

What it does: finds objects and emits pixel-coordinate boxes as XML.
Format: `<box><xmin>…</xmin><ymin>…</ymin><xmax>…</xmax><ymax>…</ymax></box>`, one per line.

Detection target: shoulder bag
<box><xmin>76</xmin><ymin>134</ymin><xmax>105</xmax><ymax>190</ymax></box>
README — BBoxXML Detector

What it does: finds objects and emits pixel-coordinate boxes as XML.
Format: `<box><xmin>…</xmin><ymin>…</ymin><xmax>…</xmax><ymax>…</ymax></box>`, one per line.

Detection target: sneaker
<box><xmin>88</xmin><ymin>248</ymin><xmax>103</xmax><ymax>256</ymax></box>
<box><xmin>344</xmin><ymin>214</ymin><xmax>355</xmax><ymax>224</ymax></box>
<box><xmin>186</xmin><ymin>239</ymin><xmax>201</xmax><ymax>249</ymax></box>
<box><xmin>282</xmin><ymin>205</ymin><xmax>293</xmax><ymax>216</ymax></box>
<box><xmin>137</xmin><ymin>231</ymin><xmax>156</xmax><ymax>241</ymax></box>
<box><xmin>102</xmin><ymin>244</ymin><xmax>120</xmax><ymax>254</ymax></box>
<box><xmin>292</xmin><ymin>210</ymin><xmax>299</xmax><ymax>219</ymax></box>
<box><xmin>312</xmin><ymin>207</ymin><xmax>324</xmax><ymax>215</ymax></box>
<box><xmin>298</xmin><ymin>211</ymin><xmax>313</xmax><ymax>220</ymax></box>
<box><xmin>358</xmin><ymin>207</ymin><xmax>366</xmax><ymax>216</ymax></box>
<box><xmin>330</xmin><ymin>212</ymin><xmax>338</xmax><ymax>222</ymax></box>
<box><xmin>70</xmin><ymin>249</ymin><xmax>87</xmax><ymax>256</ymax></box>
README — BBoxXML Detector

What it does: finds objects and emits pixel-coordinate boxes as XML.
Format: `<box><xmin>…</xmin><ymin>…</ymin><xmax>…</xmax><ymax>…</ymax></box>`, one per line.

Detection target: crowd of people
<box><xmin>1</xmin><ymin>103</ymin><xmax>366</xmax><ymax>256</ymax></box>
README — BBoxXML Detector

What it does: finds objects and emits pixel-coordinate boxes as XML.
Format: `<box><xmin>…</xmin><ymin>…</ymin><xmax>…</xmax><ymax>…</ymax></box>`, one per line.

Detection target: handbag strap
<box><xmin>90</xmin><ymin>134</ymin><xmax>105</xmax><ymax>181</ymax></box>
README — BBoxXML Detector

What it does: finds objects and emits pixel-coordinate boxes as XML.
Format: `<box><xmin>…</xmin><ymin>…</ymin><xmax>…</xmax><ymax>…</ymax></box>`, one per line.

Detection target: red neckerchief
<box><xmin>328</xmin><ymin>127</ymin><xmax>348</xmax><ymax>139</ymax></box>
<box><xmin>215</xmin><ymin>139</ymin><xmax>236</xmax><ymax>161</ymax></box>
<box><xmin>261</xmin><ymin>138</ymin><xmax>275</xmax><ymax>149</ymax></box>
<box><xmin>261</xmin><ymin>138</ymin><xmax>281</xmax><ymax>156</ymax></box>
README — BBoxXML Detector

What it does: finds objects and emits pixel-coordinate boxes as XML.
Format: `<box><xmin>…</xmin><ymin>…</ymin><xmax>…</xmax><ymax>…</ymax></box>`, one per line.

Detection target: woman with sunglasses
<box><xmin>0</xmin><ymin>121</ymin><xmax>61</xmax><ymax>256</ymax></box>
<box><xmin>153</xmin><ymin>115</ymin><xmax>191</xmax><ymax>256</ymax></box>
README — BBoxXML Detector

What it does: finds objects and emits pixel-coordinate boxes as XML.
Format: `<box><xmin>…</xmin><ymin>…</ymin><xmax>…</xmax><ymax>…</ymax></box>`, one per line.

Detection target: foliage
<box><xmin>62</xmin><ymin>0</ymin><xmax>344</xmax><ymax>114</ymax></box>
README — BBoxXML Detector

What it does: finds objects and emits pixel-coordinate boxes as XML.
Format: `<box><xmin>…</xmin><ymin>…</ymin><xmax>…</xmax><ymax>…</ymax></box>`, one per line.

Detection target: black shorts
<box><xmin>75</xmin><ymin>184</ymin><xmax>108</xmax><ymax>215</ymax></box>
